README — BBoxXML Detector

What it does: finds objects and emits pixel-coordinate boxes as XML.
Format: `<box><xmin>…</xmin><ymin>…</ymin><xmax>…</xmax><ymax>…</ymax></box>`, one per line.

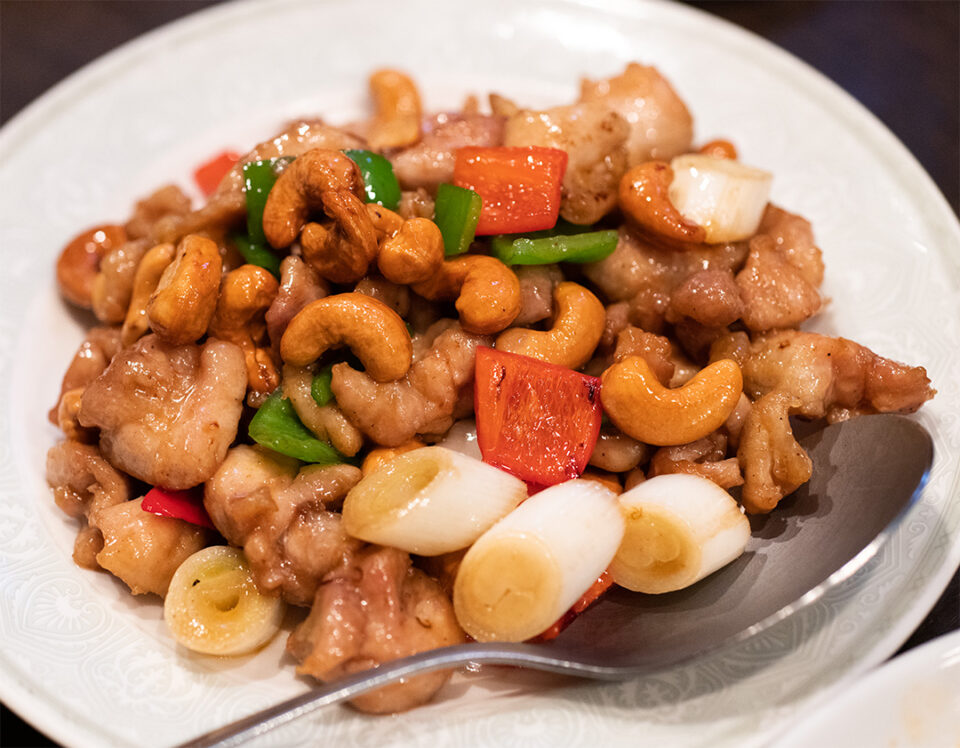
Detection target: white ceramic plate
<box><xmin>775</xmin><ymin>629</ymin><xmax>960</xmax><ymax>748</ymax></box>
<box><xmin>1</xmin><ymin>1</ymin><xmax>959</xmax><ymax>746</ymax></box>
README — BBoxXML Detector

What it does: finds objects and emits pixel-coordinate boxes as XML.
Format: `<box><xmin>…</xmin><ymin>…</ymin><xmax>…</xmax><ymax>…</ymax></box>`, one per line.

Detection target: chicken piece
<box><xmin>49</xmin><ymin>326</ymin><xmax>123</xmax><ymax>424</ymax></box>
<box><xmin>397</xmin><ymin>188</ymin><xmax>435</xmax><ymax>220</ymax></box>
<box><xmin>95</xmin><ymin>497</ymin><xmax>207</xmax><ymax>596</ymax></box>
<box><xmin>332</xmin><ymin>322</ymin><xmax>490</xmax><ymax>446</ymax></box>
<box><xmin>729</xmin><ymin>330</ymin><xmax>935</xmax><ymax>512</ymax></box>
<box><xmin>599</xmin><ymin>301</ymin><xmax>630</xmax><ymax>352</ymax></box>
<box><xmin>390</xmin><ymin>113</ymin><xmax>505</xmax><ymax>191</ymax></box>
<box><xmin>265</xmin><ymin>256</ymin><xmax>329</xmax><ymax>351</ymax></box>
<box><xmin>668</xmin><ymin>268</ymin><xmax>744</xmax><ymax>328</ymax></box>
<box><xmin>514</xmin><ymin>264</ymin><xmax>563</xmax><ymax>326</ymax></box>
<box><xmin>124</xmin><ymin>185</ymin><xmax>191</xmax><ymax>240</ymax></box>
<box><xmin>589</xmin><ymin>426</ymin><xmax>650</xmax><ymax>473</ymax></box>
<box><xmin>583</xmin><ymin>226</ymin><xmax>748</xmax><ymax>331</ymax></box>
<box><xmin>736</xmin><ymin>235</ymin><xmax>822</xmax><ymax>332</ymax></box>
<box><xmin>578</xmin><ymin>62</ymin><xmax>694</xmax><ymax>165</ymax></box>
<box><xmin>612</xmin><ymin>325</ymin><xmax>675</xmax><ymax>385</ymax></box>
<box><xmin>649</xmin><ymin>431</ymin><xmax>743</xmax><ymax>489</ymax></box>
<box><xmin>78</xmin><ymin>335</ymin><xmax>247</xmax><ymax>489</ymax></box>
<box><xmin>204</xmin><ymin>445</ymin><xmax>363</xmax><ymax>606</ymax></box>
<box><xmin>287</xmin><ymin>546</ymin><xmax>466</xmax><ymax>713</ymax></box>
<box><xmin>152</xmin><ymin>120</ymin><xmax>363</xmax><ymax>243</ymax></box>
<box><xmin>91</xmin><ymin>238</ymin><xmax>151</xmax><ymax>324</ymax></box>
<box><xmin>45</xmin><ymin>440</ymin><xmax>133</xmax><ymax>569</ymax></box>
<box><xmin>502</xmin><ymin>101</ymin><xmax>629</xmax><ymax>225</ymax></box>
<box><xmin>756</xmin><ymin>204</ymin><xmax>824</xmax><ymax>287</ymax></box>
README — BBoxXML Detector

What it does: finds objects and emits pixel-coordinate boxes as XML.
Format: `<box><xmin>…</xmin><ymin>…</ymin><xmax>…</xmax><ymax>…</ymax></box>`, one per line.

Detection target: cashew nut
<box><xmin>619</xmin><ymin>161</ymin><xmax>706</xmax><ymax>244</ymax></box>
<box><xmin>146</xmin><ymin>234</ymin><xmax>222</xmax><ymax>345</ymax></box>
<box><xmin>495</xmin><ymin>282</ymin><xmax>604</xmax><ymax>369</ymax></box>
<box><xmin>280</xmin><ymin>293</ymin><xmax>412</xmax><ymax>382</ymax></box>
<box><xmin>601</xmin><ymin>356</ymin><xmax>743</xmax><ymax>446</ymax></box>
<box><xmin>366</xmin><ymin>69</ymin><xmax>422</xmax><ymax>150</ymax></box>
<box><xmin>121</xmin><ymin>242</ymin><xmax>175</xmax><ymax>346</ymax></box>
<box><xmin>698</xmin><ymin>139</ymin><xmax>738</xmax><ymax>160</ymax></box>
<box><xmin>299</xmin><ymin>190</ymin><xmax>379</xmax><ymax>283</ymax></box>
<box><xmin>378</xmin><ymin>217</ymin><xmax>445</xmax><ymax>285</ymax></box>
<box><xmin>361</xmin><ymin>439</ymin><xmax>425</xmax><ymax>476</ymax></box>
<box><xmin>56</xmin><ymin>224</ymin><xmax>126</xmax><ymax>309</ymax></box>
<box><xmin>209</xmin><ymin>264</ymin><xmax>281</xmax><ymax>398</ymax></box>
<box><xmin>366</xmin><ymin>203</ymin><xmax>405</xmax><ymax>241</ymax></box>
<box><xmin>412</xmin><ymin>255</ymin><xmax>521</xmax><ymax>335</ymax></box>
<box><xmin>91</xmin><ymin>238</ymin><xmax>150</xmax><ymax>323</ymax></box>
<box><xmin>579</xmin><ymin>469</ymin><xmax>623</xmax><ymax>495</ymax></box>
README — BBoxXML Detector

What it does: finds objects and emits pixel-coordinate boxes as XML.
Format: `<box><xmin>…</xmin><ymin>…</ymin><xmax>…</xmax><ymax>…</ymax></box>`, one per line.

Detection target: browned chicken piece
<box><xmin>736</xmin><ymin>235</ymin><xmax>822</xmax><ymax>332</ymax></box>
<box><xmin>49</xmin><ymin>326</ymin><xmax>123</xmax><ymax>425</ymax></box>
<box><xmin>599</xmin><ymin>301</ymin><xmax>630</xmax><ymax>352</ymax></box>
<box><xmin>728</xmin><ymin>330</ymin><xmax>936</xmax><ymax>512</ymax></box>
<box><xmin>390</xmin><ymin>113</ymin><xmax>505</xmax><ymax>191</ymax></box>
<box><xmin>265</xmin><ymin>256</ymin><xmax>329</xmax><ymax>351</ymax></box>
<box><xmin>204</xmin><ymin>445</ymin><xmax>363</xmax><ymax>606</ymax></box>
<box><xmin>649</xmin><ymin>431</ymin><xmax>744</xmax><ymax>489</ymax></box>
<box><xmin>95</xmin><ymin>497</ymin><xmax>208</xmax><ymax>596</ymax></box>
<box><xmin>332</xmin><ymin>321</ymin><xmax>490</xmax><ymax>446</ymax></box>
<box><xmin>152</xmin><ymin>120</ymin><xmax>364</xmax><ymax>244</ymax></box>
<box><xmin>287</xmin><ymin>546</ymin><xmax>466</xmax><ymax>714</ymax></box>
<box><xmin>612</xmin><ymin>325</ymin><xmax>675</xmax><ymax>385</ymax></box>
<box><xmin>589</xmin><ymin>425</ymin><xmax>650</xmax><ymax>473</ymax></box>
<box><xmin>756</xmin><ymin>205</ymin><xmax>824</xmax><ymax>287</ymax></box>
<box><xmin>502</xmin><ymin>100</ymin><xmax>629</xmax><ymax>225</ymax></box>
<box><xmin>514</xmin><ymin>264</ymin><xmax>563</xmax><ymax>326</ymax></box>
<box><xmin>396</xmin><ymin>188</ymin><xmax>435</xmax><ymax>220</ymax></box>
<box><xmin>91</xmin><ymin>238</ymin><xmax>151</xmax><ymax>323</ymax></box>
<box><xmin>578</xmin><ymin>62</ymin><xmax>694</xmax><ymax>166</ymax></box>
<box><xmin>668</xmin><ymin>268</ymin><xmax>744</xmax><ymax>328</ymax></box>
<box><xmin>124</xmin><ymin>185</ymin><xmax>191</xmax><ymax>240</ymax></box>
<box><xmin>78</xmin><ymin>335</ymin><xmax>247</xmax><ymax>490</ymax></box>
<box><xmin>583</xmin><ymin>226</ymin><xmax>748</xmax><ymax>332</ymax></box>
<box><xmin>45</xmin><ymin>440</ymin><xmax>132</xmax><ymax>569</ymax></box>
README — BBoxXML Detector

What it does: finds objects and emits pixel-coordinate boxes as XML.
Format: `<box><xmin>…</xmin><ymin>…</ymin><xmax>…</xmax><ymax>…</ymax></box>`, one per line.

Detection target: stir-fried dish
<box><xmin>46</xmin><ymin>64</ymin><xmax>935</xmax><ymax>713</ymax></box>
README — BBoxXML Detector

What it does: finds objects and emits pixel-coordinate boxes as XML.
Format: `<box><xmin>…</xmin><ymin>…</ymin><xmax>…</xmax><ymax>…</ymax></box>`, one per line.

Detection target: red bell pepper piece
<box><xmin>193</xmin><ymin>150</ymin><xmax>240</xmax><ymax>196</ymax></box>
<box><xmin>474</xmin><ymin>347</ymin><xmax>602</xmax><ymax>485</ymax></box>
<box><xmin>453</xmin><ymin>146</ymin><xmax>567</xmax><ymax>235</ymax></box>
<box><xmin>533</xmin><ymin>571</ymin><xmax>614</xmax><ymax>641</ymax></box>
<box><xmin>141</xmin><ymin>486</ymin><xmax>215</xmax><ymax>529</ymax></box>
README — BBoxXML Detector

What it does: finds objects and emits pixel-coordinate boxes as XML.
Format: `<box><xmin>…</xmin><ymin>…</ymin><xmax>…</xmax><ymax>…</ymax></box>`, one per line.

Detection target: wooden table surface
<box><xmin>1</xmin><ymin>1</ymin><xmax>957</xmax><ymax>745</ymax></box>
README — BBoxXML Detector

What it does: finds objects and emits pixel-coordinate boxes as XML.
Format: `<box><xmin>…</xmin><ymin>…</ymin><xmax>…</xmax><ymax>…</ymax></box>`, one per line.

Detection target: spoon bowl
<box><xmin>181</xmin><ymin>413</ymin><xmax>933</xmax><ymax>748</ymax></box>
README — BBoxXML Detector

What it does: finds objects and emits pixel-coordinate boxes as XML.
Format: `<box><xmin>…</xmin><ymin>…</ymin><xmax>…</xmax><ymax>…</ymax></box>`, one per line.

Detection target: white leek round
<box><xmin>611</xmin><ymin>474</ymin><xmax>750</xmax><ymax>594</ymax></box>
<box><xmin>453</xmin><ymin>479</ymin><xmax>624</xmax><ymax>642</ymax></box>
<box><xmin>668</xmin><ymin>154</ymin><xmax>772</xmax><ymax>243</ymax></box>
<box><xmin>164</xmin><ymin>546</ymin><xmax>285</xmax><ymax>656</ymax></box>
<box><xmin>342</xmin><ymin>446</ymin><xmax>526</xmax><ymax>556</ymax></box>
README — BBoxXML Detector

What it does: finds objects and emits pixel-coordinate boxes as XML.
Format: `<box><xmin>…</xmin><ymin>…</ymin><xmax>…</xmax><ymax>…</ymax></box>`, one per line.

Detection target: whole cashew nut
<box><xmin>619</xmin><ymin>161</ymin><xmax>706</xmax><ymax>244</ymax></box>
<box><xmin>495</xmin><ymin>282</ymin><xmax>604</xmax><ymax>369</ymax></box>
<box><xmin>56</xmin><ymin>224</ymin><xmax>127</xmax><ymax>309</ymax></box>
<box><xmin>299</xmin><ymin>190</ymin><xmax>379</xmax><ymax>284</ymax></box>
<box><xmin>366</xmin><ymin>203</ymin><xmax>405</xmax><ymax>241</ymax></box>
<box><xmin>361</xmin><ymin>439</ymin><xmax>426</xmax><ymax>476</ymax></box>
<box><xmin>698</xmin><ymin>139</ymin><xmax>738</xmax><ymax>160</ymax></box>
<box><xmin>411</xmin><ymin>255</ymin><xmax>521</xmax><ymax>335</ymax></box>
<box><xmin>601</xmin><ymin>356</ymin><xmax>743</xmax><ymax>446</ymax></box>
<box><xmin>121</xmin><ymin>242</ymin><xmax>175</xmax><ymax>346</ymax></box>
<box><xmin>280</xmin><ymin>293</ymin><xmax>412</xmax><ymax>382</ymax></box>
<box><xmin>378</xmin><ymin>217</ymin><xmax>445</xmax><ymax>285</ymax></box>
<box><xmin>366</xmin><ymin>69</ymin><xmax>422</xmax><ymax>150</ymax></box>
<box><xmin>146</xmin><ymin>234</ymin><xmax>222</xmax><ymax>345</ymax></box>
<box><xmin>209</xmin><ymin>264</ymin><xmax>281</xmax><ymax>398</ymax></box>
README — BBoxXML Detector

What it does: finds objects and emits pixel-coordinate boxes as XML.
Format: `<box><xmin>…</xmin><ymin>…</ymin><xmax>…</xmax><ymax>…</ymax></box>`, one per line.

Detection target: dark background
<box><xmin>1</xmin><ymin>1</ymin><xmax>957</xmax><ymax>746</ymax></box>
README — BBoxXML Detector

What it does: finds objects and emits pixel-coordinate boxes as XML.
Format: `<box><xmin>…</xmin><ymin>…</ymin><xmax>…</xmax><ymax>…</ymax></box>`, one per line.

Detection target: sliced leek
<box><xmin>668</xmin><ymin>154</ymin><xmax>772</xmax><ymax>243</ymax></box>
<box><xmin>610</xmin><ymin>474</ymin><xmax>750</xmax><ymax>594</ymax></box>
<box><xmin>342</xmin><ymin>446</ymin><xmax>526</xmax><ymax>556</ymax></box>
<box><xmin>164</xmin><ymin>546</ymin><xmax>285</xmax><ymax>656</ymax></box>
<box><xmin>453</xmin><ymin>479</ymin><xmax>624</xmax><ymax>642</ymax></box>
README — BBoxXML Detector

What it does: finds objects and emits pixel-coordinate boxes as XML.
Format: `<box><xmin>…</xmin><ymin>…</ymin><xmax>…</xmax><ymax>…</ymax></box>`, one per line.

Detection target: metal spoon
<box><xmin>180</xmin><ymin>413</ymin><xmax>933</xmax><ymax>748</ymax></box>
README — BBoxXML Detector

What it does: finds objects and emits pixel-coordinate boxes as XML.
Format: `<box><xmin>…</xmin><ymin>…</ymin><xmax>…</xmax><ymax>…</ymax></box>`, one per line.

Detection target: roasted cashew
<box><xmin>366</xmin><ymin>203</ymin><xmax>405</xmax><ymax>241</ymax></box>
<box><xmin>601</xmin><ymin>356</ymin><xmax>743</xmax><ymax>446</ymax></box>
<box><xmin>209</xmin><ymin>264</ymin><xmax>281</xmax><ymax>398</ymax></box>
<box><xmin>495</xmin><ymin>282</ymin><xmax>604</xmax><ymax>369</ymax></box>
<box><xmin>56</xmin><ymin>225</ymin><xmax>126</xmax><ymax>309</ymax></box>
<box><xmin>91</xmin><ymin>238</ymin><xmax>150</xmax><ymax>323</ymax></box>
<box><xmin>146</xmin><ymin>234</ymin><xmax>222</xmax><ymax>345</ymax></box>
<box><xmin>411</xmin><ymin>255</ymin><xmax>521</xmax><ymax>335</ymax></box>
<box><xmin>121</xmin><ymin>242</ymin><xmax>175</xmax><ymax>346</ymax></box>
<box><xmin>361</xmin><ymin>439</ymin><xmax>425</xmax><ymax>475</ymax></box>
<box><xmin>698</xmin><ymin>139</ymin><xmax>738</xmax><ymax>160</ymax></box>
<box><xmin>299</xmin><ymin>190</ymin><xmax>379</xmax><ymax>283</ymax></box>
<box><xmin>280</xmin><ymin>293</ymin><xmax>412</xmax><ymax>382</ymax></box>
<box><xmin>619</xmin><ymin>161</ymin><xmax>706</xmax><ymax>244</ymax></box>
<box><xmin>366</xmin><ymin>69</ymin><xmax>422</xmax><ymax>150</ymax></box>
<box><xmin>580</xmin><ymin>469</ymin><xmax>623</xmax><ymax>495</ymax></box>
<box><xmin>378</xmin><ymin>217</ymin><xmax>445</xmax><ymax>285</ymax></box>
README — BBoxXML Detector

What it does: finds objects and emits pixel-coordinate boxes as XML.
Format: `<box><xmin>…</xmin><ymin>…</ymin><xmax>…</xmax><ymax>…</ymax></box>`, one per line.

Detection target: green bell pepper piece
<box><xmin>344</xmin><ymin>149</ymin><xmax>401</xmax><ymax>210</ymax></box>
<box><xmin>231</xmin><ymin>234</ymin><xmax>281</xmax><ymax>278</ymax></box>
<box><xmin>243</xmin><ymin>157</ymin><xmax>294</xmax><ymax>245</ymax></box>
<box><xmin>433</xmin><ymin>183</ymin><xmax>482</xmax><ymax>256</ymax></box>
<box><xmin>310</xmin><ymin>365</ymin><xmax>334</xmax><ymax>407</ymax></box>
<box><xmin>490</xmin><ymin>224</ymin><xmax>619</xmax><ymax>266</ymax></box>
<box><xmin>248</xmin><ymin>389</ymin><xmax>345</xmax><ymax>464</ymax></box>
